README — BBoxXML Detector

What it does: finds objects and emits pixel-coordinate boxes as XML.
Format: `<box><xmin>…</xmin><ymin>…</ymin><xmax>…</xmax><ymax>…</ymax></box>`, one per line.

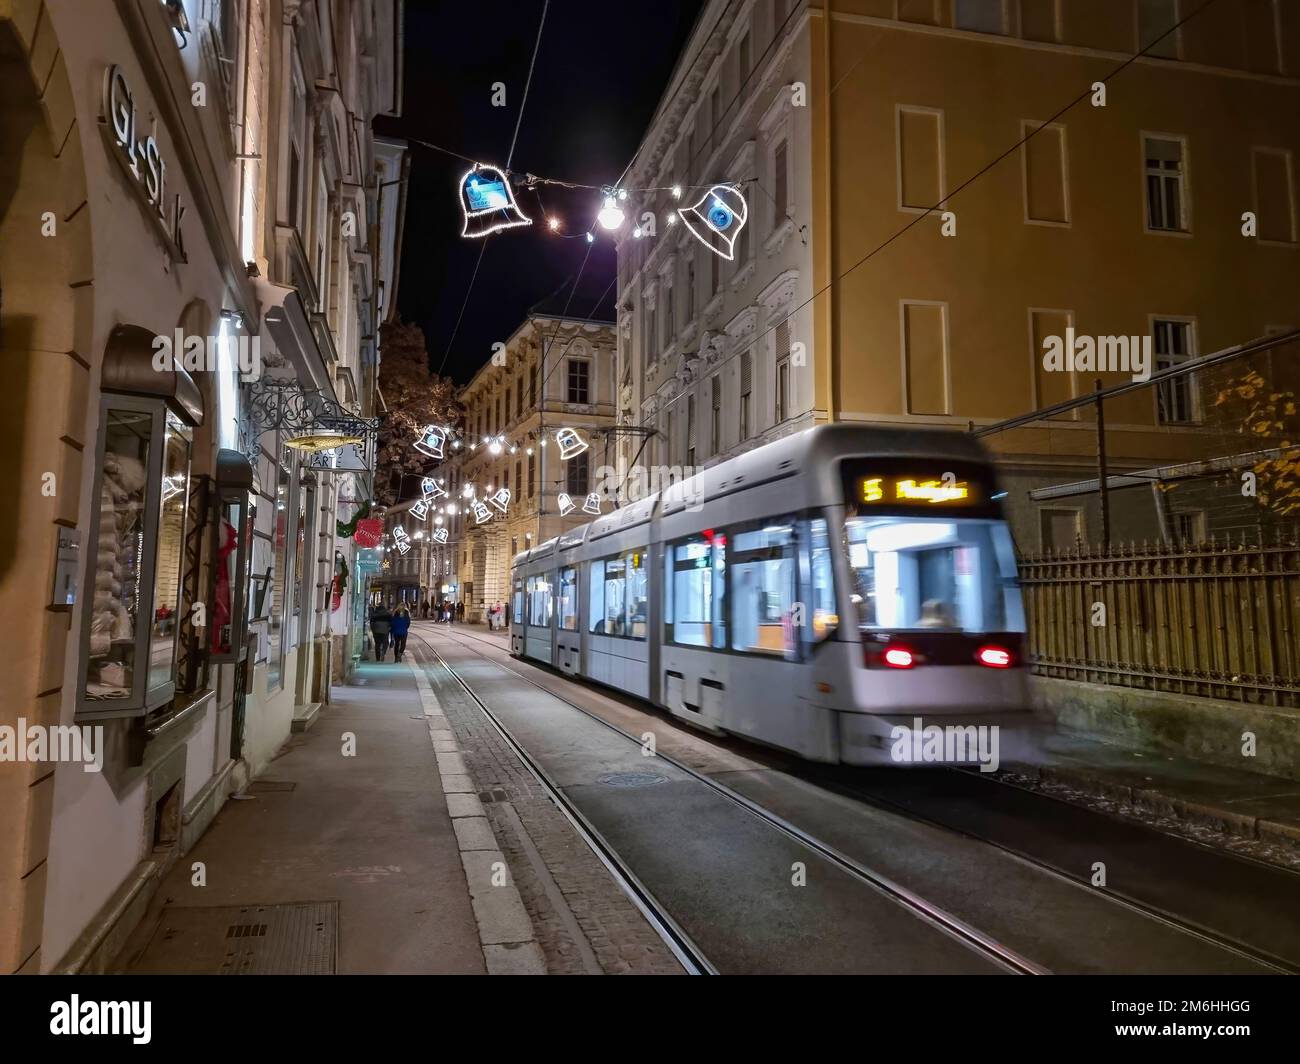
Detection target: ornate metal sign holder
<box><xmin>243</xmin><ymin>378</ymin><xmax>380</xmax><ymax>476</ymax></box>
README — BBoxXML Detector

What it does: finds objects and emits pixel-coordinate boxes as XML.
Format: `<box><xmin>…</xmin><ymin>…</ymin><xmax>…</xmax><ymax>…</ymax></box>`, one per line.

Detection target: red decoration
<box><xmin>353</xmin><ymin>517</ymin><xmax>383</xmax><ymax>548</ymax></box>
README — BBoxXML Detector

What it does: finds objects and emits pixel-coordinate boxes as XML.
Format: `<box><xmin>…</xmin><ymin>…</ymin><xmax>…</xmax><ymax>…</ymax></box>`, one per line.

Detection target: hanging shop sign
<box><xmin>99</xmin><ymin>65</ymin><xmax>187</xmax><ymax>263</ymax></box>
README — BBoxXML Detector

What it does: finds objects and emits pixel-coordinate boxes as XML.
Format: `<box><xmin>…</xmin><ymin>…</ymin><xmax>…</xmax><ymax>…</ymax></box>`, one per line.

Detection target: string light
<box><xmin>597</xmin><ymin>194</ymin><xmax>625</xmax><ymax>231</ymax></box>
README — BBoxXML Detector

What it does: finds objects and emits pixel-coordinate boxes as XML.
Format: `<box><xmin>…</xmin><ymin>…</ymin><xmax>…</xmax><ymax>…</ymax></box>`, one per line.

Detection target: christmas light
<box><xmin>460</xmin><ymin>164</ymin><xmax>531</xmax><ymax>238</ymax></box>
<box><xmin>526</xmin><ymin>447</ymin><xmax>533</xmax><ymax>456</ymax></box>
<box><xmin>633</xmin><ymin>227</ymin><xmax>642</xmax><ymax>239</ymax></box>
<box><xmin>555</xmin><ymin>427</ymin><xmax>588</xmax><ymax>460</ymax></box>
<box><xmin>434</xmin><ymin>515</ymin><xmax>444</xmax><ymax>526</ymax></box>
<box><xmin>410</xmin><ymin>500</ymin><xmax>429</xmax><ymax>521</ymax></box>
<box><xmin>473</xmin><ymin>501</ymin><xmax>492</xmax><ymax>524</ymax></box>
<box><xmin>462</xmin><ymin>484</ymin><xmax>475</xmax><ymax>498</ymax></box>
<box><xmin>414</xmin><ymin>426</ymin><xmax>446</xmax><ymax>459</ymax></box>
<box><xmin>617</xmin><ymin>189</ymin><xmax>628</xmax><ymax>201</ymax></box>
<box><xmin>671</xmin><ymin>185</ymin><xmax>682</xmax><ymax>199</ymax></box>
<box><xmin>585</xmin><ymin>232</ymin><xmax>594</xmax><ymax>244</ymax></box>
<box><xmin>679</xmin><ymin>184</ymin><xmax>748</xmax><ymax>261</ymax></box>
<box><xmin>557</xmin><ymin>493</ymin><xmax>576</xmax><ymax>516</ymax></box>
<box><xmin>434</xmin><ymin>527</ymin><xmax>449</xmax><ymax>544</ymax></box>
<box><xmin>490</xmin><ymin>488</ymin><xmax>511</xmax><ymax>514</ymax></box>
<box><xmin>583</xmin><ymin>492</ymin><xmax>601</xmax><ymax>515</ymax></box>
<box><xmin>489</xmin><ymin>438</ymin><xmax>503</xmax><ymax>456</ymax></box>
<box><xmin>548</xmin><ymin>217</ymin><xmax>560</xmax><ymax>231</ymax></box>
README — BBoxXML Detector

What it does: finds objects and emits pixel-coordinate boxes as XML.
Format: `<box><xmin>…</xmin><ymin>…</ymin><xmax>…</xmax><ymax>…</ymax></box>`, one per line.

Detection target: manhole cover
<box><xmin>597</xmin><ymin>772</ymin><xmax>669</xmax><ymax>788</ymax></box>
<box><xmin>125</xmin><ymin>902</ymin><xmax>338</xmax><ymax>975</ymax></box>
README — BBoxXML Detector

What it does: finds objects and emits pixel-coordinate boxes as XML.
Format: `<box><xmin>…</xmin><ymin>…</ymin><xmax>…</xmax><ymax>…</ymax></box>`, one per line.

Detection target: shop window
<box><xmin>729</xmin><ymin>522</ymin><xmax>797</xmax><ymax>657</ymax></box>
<box><xmin>267</xmin><ymin>455</ymin><xmax>291</xmax><ymax>690</ymax></box>
<box><xmin>80</xmin><ymin>399</ymin><xmax>196</xmax><ymax>717</ymax></box>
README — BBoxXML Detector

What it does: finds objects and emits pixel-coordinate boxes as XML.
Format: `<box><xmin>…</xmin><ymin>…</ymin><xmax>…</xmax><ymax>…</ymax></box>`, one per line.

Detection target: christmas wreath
<box><xmin>336</xmin><ymin>499</ymin><xmax>372</xmax><ymax>538</ymax></box>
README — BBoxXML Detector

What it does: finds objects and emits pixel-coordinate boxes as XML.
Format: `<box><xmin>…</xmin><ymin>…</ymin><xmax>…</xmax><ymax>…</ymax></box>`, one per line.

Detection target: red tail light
<box><xmin>883</xmin><ymin>647</ymin><xmax>915</xmax><ymax>669</ymax></box>
<box><xmin>977</xmin><ymin>645</ymin><xmax>1012</xmax><ymax>668</ymax></box>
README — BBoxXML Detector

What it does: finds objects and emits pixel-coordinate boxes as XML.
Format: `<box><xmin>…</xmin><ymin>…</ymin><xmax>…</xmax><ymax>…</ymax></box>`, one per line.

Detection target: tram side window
<box><xmin>626</xmin><ymin>550</ymin><xmax>648</xmax><ymax>639</ymax></box>
<box><xmin>730</xmin><ymin>521</ymin><xmax>797</xmax><ymax>657</ymax></box>
<box><xmin>805</xmin><ymin>516</ymin><xmax>838</xmax><ymax>644</ymax></box>
<box><xmin>587</xmin><ymin>559</ymin><xmax>604</xmax><ymax>633</ymax></box>
<box><xmin>527</xmin><ymin>575</ymin><xmax>552</xmax><ymax>627</ymax></box>
<box><xmin>512</xmin><ymin>578</ymin><xmax>523</xmax><ymax>625</ymax></box>
<box><xmin>559</xmin><ymin>566</ymin><xmax>578</xmax><ymax>630</ymax></box>
<box><xmin>589</xmin><ymin>555</ymin><xmax>628</xmax><ymax>636</ymax></box>
<box><xmin>668</xmin><ymin>534</ymin><xmax>726</xmax><ymax>648</ymax></box>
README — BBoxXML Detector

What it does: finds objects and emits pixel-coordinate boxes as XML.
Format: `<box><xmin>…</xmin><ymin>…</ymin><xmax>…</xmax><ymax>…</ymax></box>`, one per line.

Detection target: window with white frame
<box><xmin>1154</xmin><ymin>319</ymin><xmax>1197</xmax><ymax>424</ymax></box>
<box><xmin>566</xmin><ymin>358</ymin><xmax>590</xmax><ymax>405</ymax></box>
<box><xmin>1144</xmin><ymin>136</ymin><xmax>1188</xmax><ymax>232</ymax></box>
<box><xmin>314</xmin><ymin>172</ymin><xmax>330</xmax><ymax>306</ymax></box>
<box><xmin>288</xmin><ymin>58</ymin><xmax>306</xmax><ymax>231</ymax></box>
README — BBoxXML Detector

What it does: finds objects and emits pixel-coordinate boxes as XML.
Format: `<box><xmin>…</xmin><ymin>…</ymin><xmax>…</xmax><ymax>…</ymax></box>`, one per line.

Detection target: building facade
<box><xmin>615</xmin><ymin>0</ymin><xmax>1300</xmax><ymax>548</ymax></box>
<box><xmin>443</xmin><ymin>308</ymin><xmax>617</xmax><ymax>621</ymax></box>
<box><xmin>0</xmin><ymin>0</ymin><xmax>404</xmax><ymax>974</ymax></box>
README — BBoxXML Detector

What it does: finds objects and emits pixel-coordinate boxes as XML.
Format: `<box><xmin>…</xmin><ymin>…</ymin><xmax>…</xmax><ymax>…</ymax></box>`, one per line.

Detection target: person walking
<box><xmin>391</xmin><ymin>604</ymin><xmax>411</xmax><ymax>663</ymax></box>
<box><xmin>456</xmin><ymin>600</ymin><xmax>464</xmax><ymax>623</ymax></box>
<box><xmin>369</xmin><ymin>602</ymin><xmax>392</xmax><ymax>661</ymax></box>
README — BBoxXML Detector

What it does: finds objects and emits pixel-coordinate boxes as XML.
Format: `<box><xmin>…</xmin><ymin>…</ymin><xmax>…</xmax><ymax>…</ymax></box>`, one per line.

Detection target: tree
<box><xmin>1212</xmin><ymin>365</ymin><xmax>1300</xmax><ymax>518</ymax></box>
<box><xmin>375</xmin><ymin>320</ymin><xmax>460</xmax><ymax>504</ymax></box>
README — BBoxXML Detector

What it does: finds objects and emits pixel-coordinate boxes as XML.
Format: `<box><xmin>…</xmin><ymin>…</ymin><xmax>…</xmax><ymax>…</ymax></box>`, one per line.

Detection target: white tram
<box><xmin>510</xmin><ymin>424</ymin><xmax>1029</xmax><ymax>765</ymax></box>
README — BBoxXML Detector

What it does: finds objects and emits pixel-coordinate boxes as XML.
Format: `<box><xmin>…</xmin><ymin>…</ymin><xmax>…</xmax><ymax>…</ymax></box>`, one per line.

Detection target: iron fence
<box><xmin>1019</xmin><ymin>532</ymin><xmax>1300</xmax><ymax>707</ymax></box>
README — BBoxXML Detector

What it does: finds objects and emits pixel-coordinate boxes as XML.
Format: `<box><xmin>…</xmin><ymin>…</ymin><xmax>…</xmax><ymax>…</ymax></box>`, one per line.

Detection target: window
<box><xmin>710</xmin><ymin>86</ymin><xmax>722</xmax><ymax>148</ymax></box>
<box><xmin>1154</xmin><ymin>319</ymin><xmax>1197</xmax><ymax>423</ymax></box>
<box><xmin>292</xmin><ymin>478</ymin><xmax>307</xmax><ymax>616</ymax></box>
<box><xmin>773</xmin><ymin>139</ymin><xmax>789</xmax><ymax>221</ymax></box>
<box><xmin>847</xmin><ymin>517</ymin><xmax>1025</xmax><ymax>632</ymax></box>
<box><xmin>1169</xmin><ymin>511</ymin><xmax>1206</xmax><ymax>545</ymax></box>
<box><xmin>528</xmin><ymin>452</ymin><xmax>536</xmax><ymax>496</ymax></box>
<box><xmin>529</xmin><ymin>364</ymin><xmax>538</xmax><ymax>407</ymax></box>
<box><xmin>738</xmin><ymin>32</ymin><xmax>751</xmax><ymax>82</ymax></box>
<box><xmin>667</xmin><ymin>533</ymin><xmax>726</xmax><ymax>648</ymax></box>
<box><xmin>566</xmin><ymin>359</ymin><xmax>591</xmax><ymax>404</ymax></box>
<box><xmin>559</xmin><ymin>567</ymin><xmax>578</xmax><ymax>630</ymax></box>
<box><xmin>1139</xmin><ymin>0</ymin><xmax>1179</xmax><ymax>59</ymax></box>
<box><xmin>1145</xmin><ymin>136</ymin><xmax>1188</xmax><ymax>232</ymax></box>
<box><xmin>81</xmin><ymin>403</ymin><xmax>194</xmax><ymax>713</ymax></box>
<box><xmin>686</xmin><ymin>394</ymin><xmax>697</xmax><ymax>466</ymax></box>
<box><xmin>586</xmin><ymin>553</ymin><xmax>645</xmax><ymax>639</ymax></box>
<box><xmin>686</xmin><ymin>260</ymin><xmax>696</xmax><ymax>322</ymax></box>
<box><xmin>806</xmin><ymin>517</ymin><xmax>838</xmax><ymax>644</ymax></box>
<box><xmin>1020</xmin><ymin>0</ymin><xmax>1060</xmax><ymax>42</ymax></box>
<box><xmin>776</xmin><ymin>358</ymin><xmax>790</xmax><ymax>423</ymax></box>
<box><xmin>288</xmin><ymin>60</ymin><xmax>306</xmax><ymax>230</ymax></box>
<box><xmin>513</xmin><ymin>578</ymin><xmax>523</xmax><ymax>624</ymax></box>
<box><xmin>735</xmin><ymin>214</ymin><xmax>750</xmax><ymax>266</ymax></box>
<box><xmin>646</xmin><ymin>297</ymin><xmax>657</xmax><ymax>358</ymax></box>
<box><xmin>711</xmin><ymin>377</ymin><xmax>722</xmax><ymax>453</ymax></box>
<box><xmin>664</xmin><ymin>283</ymin><xmax>675</xmax><ymax>344</ymax></box>
<box><xmin>954</xmin><ymin>0</ymin><xmax>1005</xmax><ymax>33</ymax></box>
<box><xmin>740</xmin><ymin>350</ymin><xmax>752</xmax><ymax>440</ymax></box>
<box><xmin>729</xmin><ymin>522</ymin><xmax>798</xmax><ymax>657</ymax></box>
<box><xmin>566</xmin><ymin>450</ymin><xmax>589</xmax><ymax>498</ymax></box>
<box><xmin>710</xmin><ymin>246</ymin><xmax>720</xmax><ymax>296</ymax></box>
<box><xmin>268</xmin><ymin>455</ymin><xmax>291</xmax><ymax>690</ymax></box>
<box><xmin>527</xmin><ymin>574</ymin><xmax>552</xmax><ymax>626</ymax></box>
<box><xmin>514</xmin><ymin>460</ymin><xmax>521</xmax><ymax>498</ymax></box>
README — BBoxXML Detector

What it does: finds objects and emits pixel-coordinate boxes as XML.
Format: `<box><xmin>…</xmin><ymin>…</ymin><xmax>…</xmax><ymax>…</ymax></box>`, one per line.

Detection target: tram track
<box><xmin>410</xmin><ymin>625</ymin><xmax>1045</xmax><ymax>975</ymax></box>
<box><xmin>417</xmin><ymin>622</ymin><xmax>1295</xmax><ymax>975</ymax></box>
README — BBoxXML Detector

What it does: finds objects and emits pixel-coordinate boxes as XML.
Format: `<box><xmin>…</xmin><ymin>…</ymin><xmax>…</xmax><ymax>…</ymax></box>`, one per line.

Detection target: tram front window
<box><xmin>844</xmin><ymin>517</ymin><xmax>1023</xmax><ymax>634</ymax></box>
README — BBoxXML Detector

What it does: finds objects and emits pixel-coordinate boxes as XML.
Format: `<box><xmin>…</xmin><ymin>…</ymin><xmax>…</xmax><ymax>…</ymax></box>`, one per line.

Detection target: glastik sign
<box><xmin>99</xmin><ymin>64</ymin><xmax>187</xmax><ymax>263</ymax></box>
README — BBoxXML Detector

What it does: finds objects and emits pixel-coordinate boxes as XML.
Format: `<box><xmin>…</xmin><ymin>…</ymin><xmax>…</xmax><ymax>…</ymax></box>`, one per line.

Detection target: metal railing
<box><xmin>1019</xmin><ymin>532</ymin><xmax>1300</xmax><ymax>707</ymax></box>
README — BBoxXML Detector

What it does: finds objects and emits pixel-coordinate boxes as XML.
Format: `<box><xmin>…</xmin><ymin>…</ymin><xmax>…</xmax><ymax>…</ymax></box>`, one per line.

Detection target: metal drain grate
<box><xmin>597</xmin><ymin>772</ymin><xmax>670</xmax><ymax>788</ymax></box>
<box><xmin>129</xmin><ymin>902</ymin><xmax>338</xmax><ymax>975</ymax></box>
<box><xmin>478</xmin><ymin>788</ymin><xmax>510</xmax><ymax>804</ymax></box>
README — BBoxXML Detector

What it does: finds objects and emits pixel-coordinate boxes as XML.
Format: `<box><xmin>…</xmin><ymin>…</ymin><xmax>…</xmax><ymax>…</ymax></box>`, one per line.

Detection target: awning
<box><xmin>255</xmin><ymin>279</ymin><xmax>336</xmax><ymax>399</ymax></box>
<box><xmin>102</xmin><ymin>324</ymin><xmax>204</xmax><ymax>425</ymax></box>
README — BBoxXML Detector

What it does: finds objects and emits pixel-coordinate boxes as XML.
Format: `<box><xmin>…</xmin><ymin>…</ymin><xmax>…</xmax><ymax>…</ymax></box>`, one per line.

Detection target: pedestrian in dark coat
<box><xmin>391</xmin><ymin>605</ymin><xmax>411</xmax><ymax>662</ymax></box>
<box><xmin>370</xmin><ymin>604</ymin><xmax>392</xmax><ymax>661</ymax></box>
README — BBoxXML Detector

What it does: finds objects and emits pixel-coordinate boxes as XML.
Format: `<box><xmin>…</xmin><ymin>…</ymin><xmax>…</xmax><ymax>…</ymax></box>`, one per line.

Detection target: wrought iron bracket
<box><xmin>242</xmin><ymin>378</ymin><xmax>381</xmax><ymax>473</ymax></box>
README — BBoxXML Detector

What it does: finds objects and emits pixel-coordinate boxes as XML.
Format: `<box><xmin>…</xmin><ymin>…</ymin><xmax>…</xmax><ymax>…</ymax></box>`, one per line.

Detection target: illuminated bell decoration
<box><xmin>583</xmin><ymin>492</ymin><xmax>602</xmax><ymax>515</ymax></box>
<box><xmin>490</xmin><ymin>487</ymin><xmax>511</xmax><ymax>514</ymax></box>
<box><xmin>555</xmin><ymin>427</ymin><xmax>588</xmax><ymax>460</ymax></box>
<box><xmin>473</xmin><ymin>501</ymin><xmax>492</xmax><ymax>524</ymax></box>
<box><xmin>424</xmin><ymin>478</ymin><xmax>448</xmax><ymax>501</ymax></box>
<box><xmin>393</xmin><ymin>526</ymin><xmax>410</xmax><ymax>543</ymax></box>
<box><xmin>410</xmin><ymin>500</ymin><xmax>429</xmax><ymax>522</ymax></box>
<box><xmin>283</xmin><ymin>428</ymin><xmax>365</xmax><ymax>453</ymax></box>
<box><xmin>395</xmin><ymin>540</ymin><xmax>411</xmax><ymax>555</ymax></box>
<box><xmin>460</xmin><ymin>164</ymin><xmax>531</xmax><ymax>238</ymax></box>
<box><xmin>678</xmin><ymin>184</ymin><xmax>748</xmax><ymax>261</ymax></box>
<box><xmin>414</xmin><ymin>426</ymin><xmax>446</xmax><ymax>460</ymax></box>
<box><xmin>433</xmin><ymin>527</ymin><xmax>449</xmax><ymax>544</ymax></box>
<box><xmin>557</xmin><ymin>493</ymin><xmax>576</xmax><ymax>516</ymax></box>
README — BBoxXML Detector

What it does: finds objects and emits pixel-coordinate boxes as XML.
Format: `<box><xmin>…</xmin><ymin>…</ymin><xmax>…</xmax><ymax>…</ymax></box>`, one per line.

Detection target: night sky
<box><xmin>376</xmin><ymin>0</ymin><xmax>706</xmax><ymax>385</ymax></box>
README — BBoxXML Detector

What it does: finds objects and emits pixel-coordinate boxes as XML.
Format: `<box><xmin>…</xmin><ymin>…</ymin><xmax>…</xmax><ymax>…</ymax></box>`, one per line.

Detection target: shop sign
<box><xmin>100</xmin><ymin>64</ymin><xmax>187</xmax><ymax>263</ymax></box>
